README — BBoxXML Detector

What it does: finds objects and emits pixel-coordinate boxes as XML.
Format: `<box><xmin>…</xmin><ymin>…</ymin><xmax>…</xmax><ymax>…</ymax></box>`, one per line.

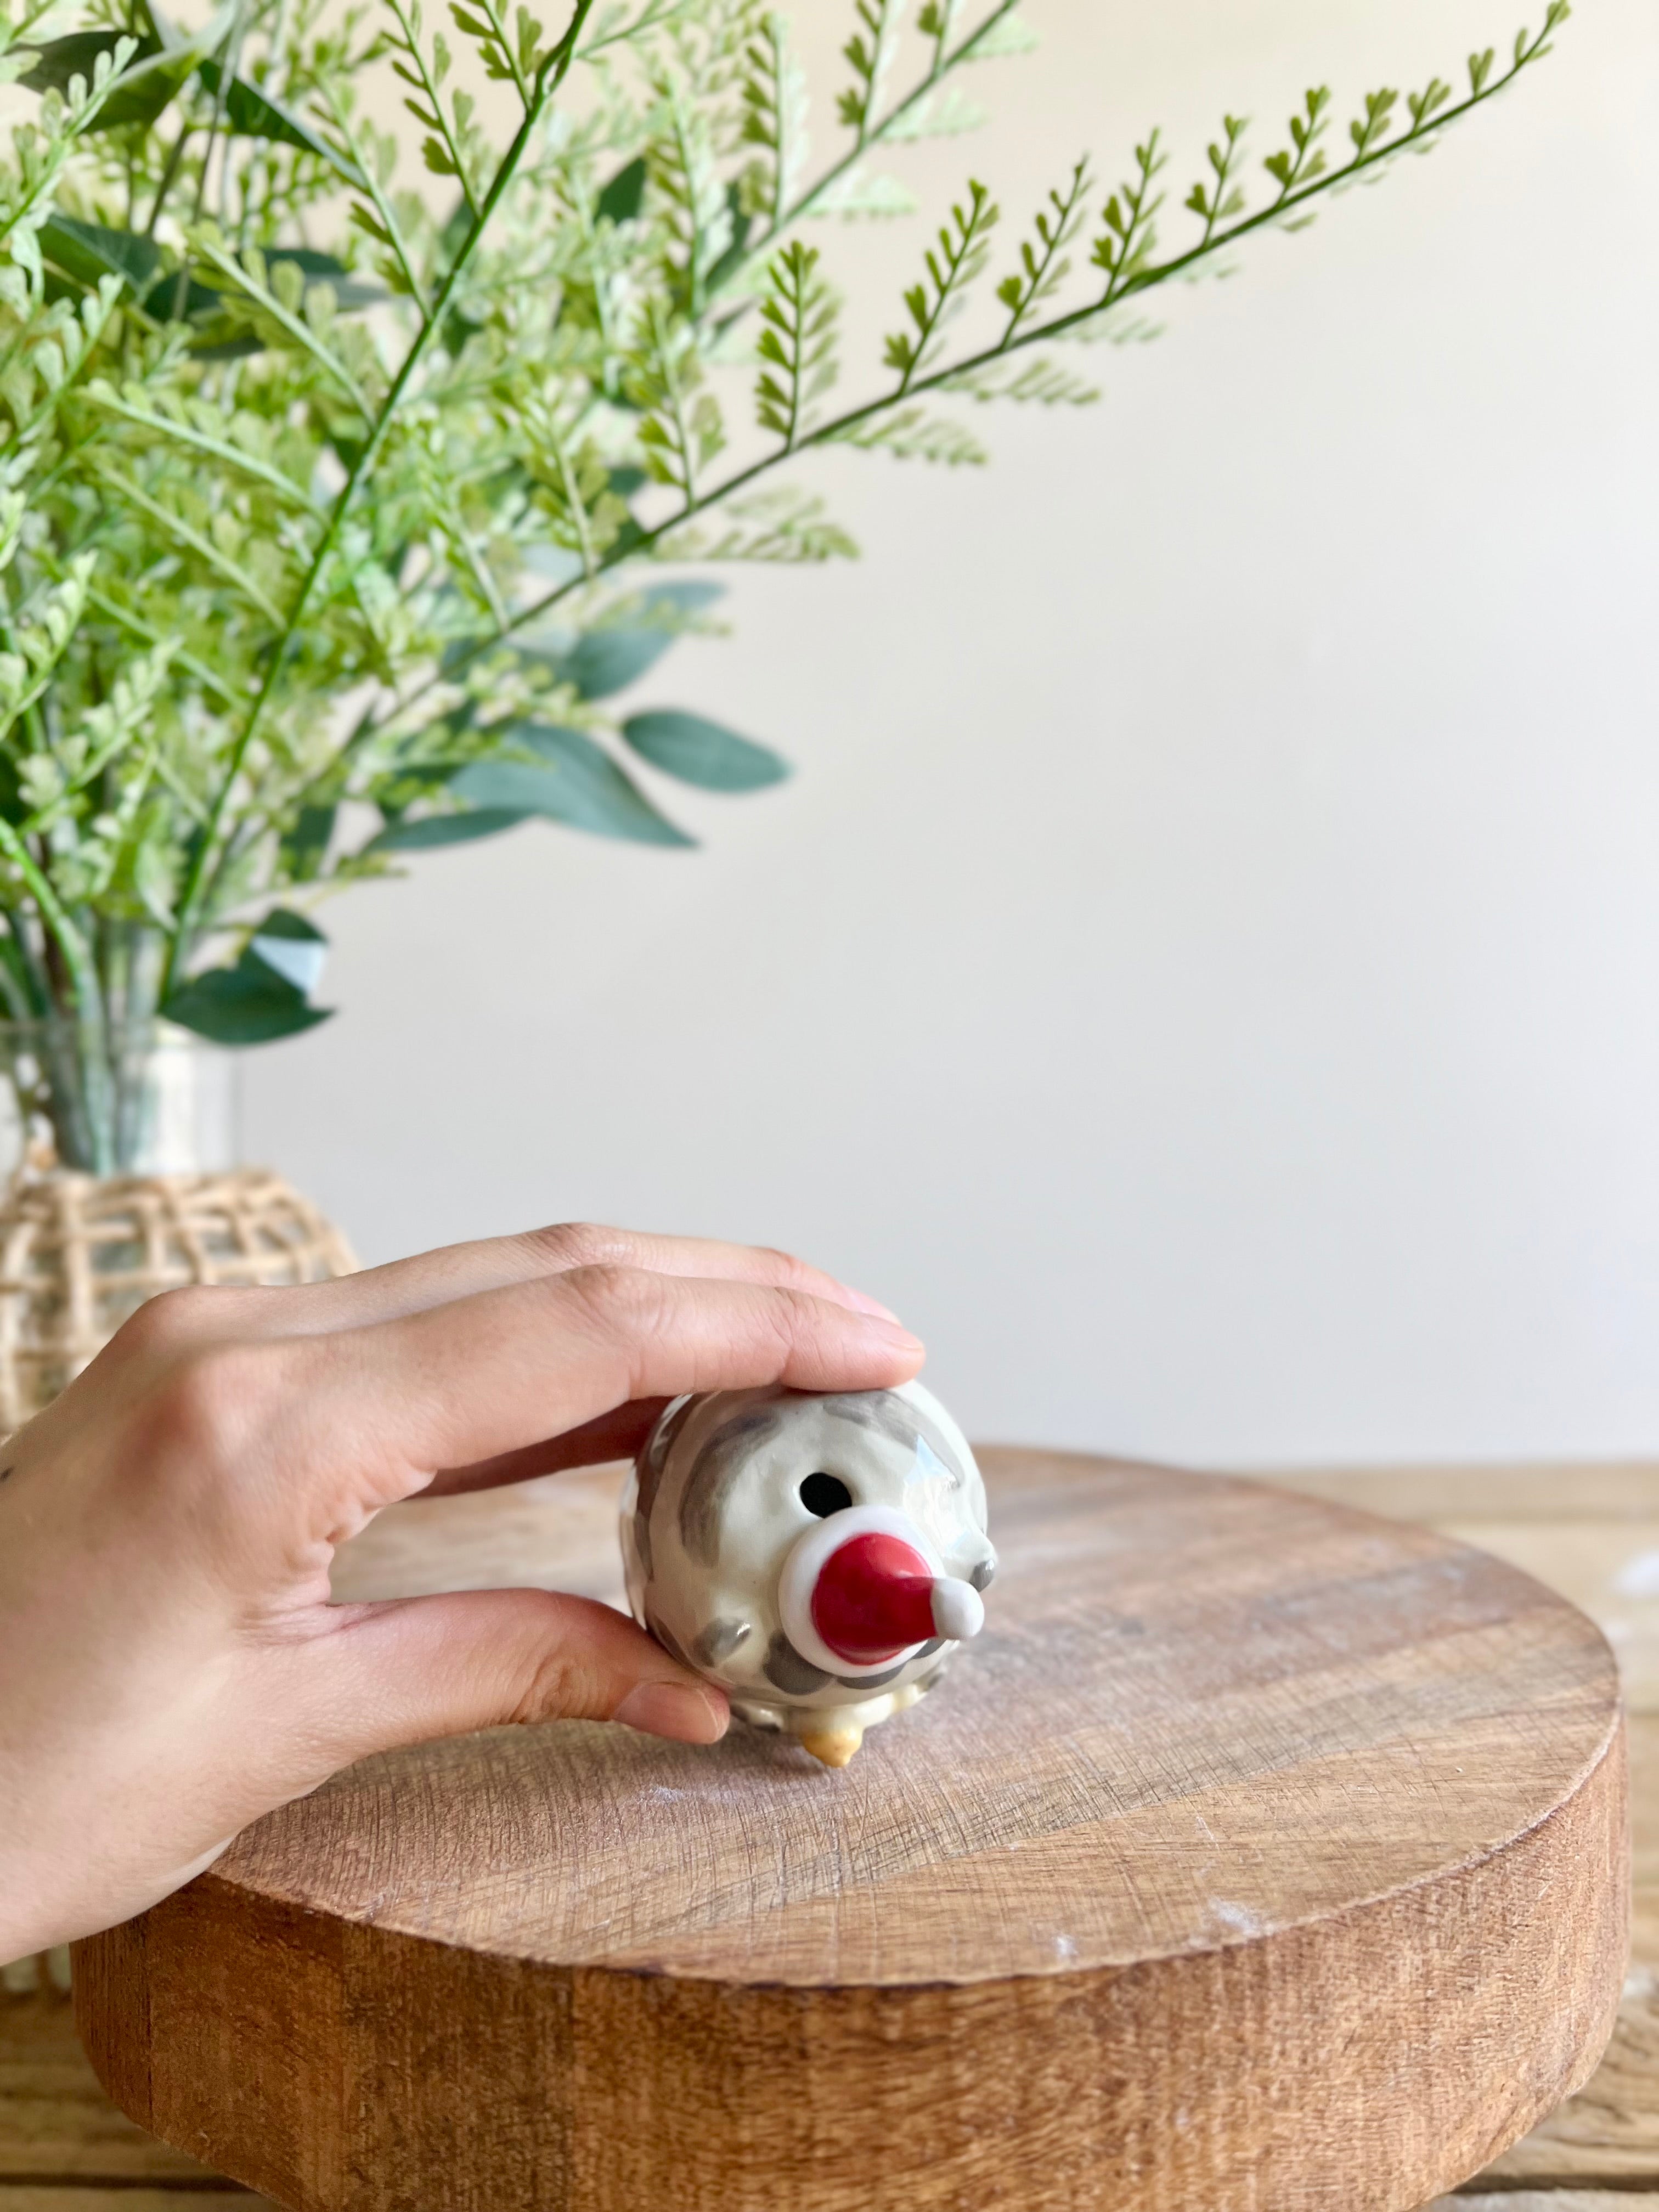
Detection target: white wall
<box><xmin>246</xmin><ymin>0</ymin><xmax>1659</xmax><ymax>1468</ymax></box>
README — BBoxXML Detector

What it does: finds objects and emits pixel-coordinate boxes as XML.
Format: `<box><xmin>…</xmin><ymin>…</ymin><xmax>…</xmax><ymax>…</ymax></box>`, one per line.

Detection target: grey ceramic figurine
<box><xmin>621</xmin><ymin>1381</ymin><xmax>995</xmax><ymax>1765</ymax></box>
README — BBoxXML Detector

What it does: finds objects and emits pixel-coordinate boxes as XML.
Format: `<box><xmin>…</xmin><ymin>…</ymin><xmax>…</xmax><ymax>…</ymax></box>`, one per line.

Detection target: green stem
<box><xmin>324</xmin><ymin>86</ymin><xmax>431</xmax><ymax>312</ymax></box>
<box><xmin>1196</xmin><ymin>122</ymin><xmax>1245</xmax><ymax>250</ymax></box>
<box><xmin>0</xmin><ymin>910</ymin><xmax>50</xmax><ymax>1018</ymax></box>
<box><xmin>143</xmin><ymin>125</ymin><xmax>193</xmax><ymax>239</ymax></box>
<box><xmin>476</xmin><ymin>0</ymin><xmax>532</xmax><ymax>108</ymax></box>
<box><xmin>397</xmin><ymin>31</ymin><xmax>1550</xmax><ymax>713</ymax></box>
<box><xmin>385</xmin><ymin>0</ymin><xmax>482</xmax><ymax>221</ymax></box>
<box><xmin>160</xmin><ymin>0</ymin><xmax>598</xmax><ymax>996</ymax></box>
<box><xmin>651</xmin><ymin>296</ymin><xmax>701</xmax><ymax>500</ymax></box>
<box><xmin>0</xmin><ymin>822</ymin><xmax>103</xmax><ymax>1025</ymax></box>
<box><xmin>551</xmin><ymin>424</ymin><xmax>599</xmax><ymax>577</ymax></box>
<box><xmin>193</xmin><ymin>0</ymin><xmax>248</xmax><ymax>237</ymax></box>
<box><xmin>712</xmin><ymin>0</ymin><xmax>1024</xmax><ymax>296</ymax></box>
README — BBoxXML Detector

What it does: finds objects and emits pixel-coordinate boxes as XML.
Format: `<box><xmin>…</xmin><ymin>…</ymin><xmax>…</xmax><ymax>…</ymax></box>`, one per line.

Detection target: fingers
<box><xmin>171</xmin><ymin>1224</ymin><xmax>899</xmax><ymax>1340</ymax></box>
<box><xmin>297</xmin><ymin>1268</ymin><xmax>923</xmax><ymax>1513</ymax></box>
<box><xmin>429</xmin><ymin>1398</ymin><xmax>671</xmax><ymax>1498</ymax></box>
<box><xmin>295</xmin><ymin>1588</ymin><xmax>730</xmax><ymax>1775</ymax></box>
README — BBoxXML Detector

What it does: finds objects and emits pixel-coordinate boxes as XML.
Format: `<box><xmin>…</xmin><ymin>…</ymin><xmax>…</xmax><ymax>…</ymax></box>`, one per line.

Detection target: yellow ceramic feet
<box><xmin>799</xmin><ymin>1726</ymin><xmax>865</xmax><ymax>1768</ymax></box>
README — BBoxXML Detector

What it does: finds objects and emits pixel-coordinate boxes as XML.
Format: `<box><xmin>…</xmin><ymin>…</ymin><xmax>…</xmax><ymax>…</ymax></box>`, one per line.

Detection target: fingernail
<box><xmin>615</xmin><ymin>1680</ymin><xmax>729</xmax><ymax>1743</ymax></box>
<box><xmin>870</xmin><ymin>1317</ymin><xmax>924</xmax><ymax>1355</ymax></box>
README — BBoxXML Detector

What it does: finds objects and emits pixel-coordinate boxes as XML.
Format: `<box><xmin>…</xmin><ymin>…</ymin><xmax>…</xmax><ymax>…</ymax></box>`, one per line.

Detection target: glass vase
<box><xmin>0</xmin><ymin>1017</ymin><xmax>240</xmax><ymax>1178</ymax></box>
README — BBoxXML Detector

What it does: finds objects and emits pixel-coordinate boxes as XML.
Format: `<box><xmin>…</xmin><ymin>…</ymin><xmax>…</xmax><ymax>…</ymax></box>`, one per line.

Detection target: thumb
<box><xmin>296</xmin><ymin>1589</ymin><xmax>729</xmax><ymax>1772</ymax></box>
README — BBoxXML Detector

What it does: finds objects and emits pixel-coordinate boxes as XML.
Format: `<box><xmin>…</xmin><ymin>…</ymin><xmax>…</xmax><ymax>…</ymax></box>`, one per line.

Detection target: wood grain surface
<box><xmin>0</xmin><ymin>2194</ymin><xmax>266</xmax><ymax>2210</ymax></box>
<box><xmin>1438</xmin><ymin>2197</ymin><xmax>1649</xmax><ymax>2210</ymax></box>
<box><xmin>0</xmin><ymin>1982</ymin><xmax>218</xmax><ymax>2187</ymax></box>
<box><xmin>72</xmin><ymin>1449</ymin><xmax>1627</xmax><ymax>2212</ymax></box>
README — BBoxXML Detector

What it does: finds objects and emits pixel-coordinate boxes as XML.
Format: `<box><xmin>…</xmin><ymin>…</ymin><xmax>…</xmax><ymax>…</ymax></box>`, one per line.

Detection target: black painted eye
<box><xmin>799</xmin><ymin>1471</ymin><xmax>853</xmax><ymax>1517</ymax></box>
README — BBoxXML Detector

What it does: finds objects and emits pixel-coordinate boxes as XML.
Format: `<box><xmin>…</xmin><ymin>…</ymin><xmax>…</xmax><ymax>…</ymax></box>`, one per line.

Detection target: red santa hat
<box><xmin>779</xmin><ymin>1506</ymin><xmax>985</xmax><ymax>1678</ymax></box>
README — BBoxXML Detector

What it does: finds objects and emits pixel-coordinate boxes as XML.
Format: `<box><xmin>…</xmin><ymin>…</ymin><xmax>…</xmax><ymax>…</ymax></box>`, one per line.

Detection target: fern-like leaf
<box><xmin>832</xmin><ymin>403</ymin><xmax>986</xmax><ymax>462</ymax></box>
<box><xmin>754</xmin><ymin>239</ymin><xmax>839</xmax><ymax>448</ymax></box>
<box><xmin>996</xmin><ymin>156</ymin><xmax>1089</xmax><ymax>340</ymax></box>
<box><xmin>837</xmin><ymin>0</ymin><xmax>905</xmax><ymax>145</ymax></box>
<box><xmin>1184</xmin><ymin>113</ymin><xmax>1247</xmax><ymax>246</ymax></box>
<box><xmin>883</xmin><ymin>174</ymin><xmax>997</xmax><ymax>390</ymax></box>
<box><xmin>1090</xmin><ymin>131</ymin><xmax>1166</xmax><ymax>302</ymax></box>
<box><xmin>741</xmin><ymin>12</ymin><xmax>809</xmax><ymax>226</ymax></box>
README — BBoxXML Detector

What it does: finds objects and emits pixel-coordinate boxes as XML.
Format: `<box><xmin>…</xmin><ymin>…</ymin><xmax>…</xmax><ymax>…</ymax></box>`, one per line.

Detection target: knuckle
<box><xmin>151</xmin><ymin>1338</ymin><xmax>287</xmax><ymax>1461</ymax></box>
<box><xmin>558</xmin><ymin>1261</ymin><xmax>661</xmax><ymax>1330</ymax></box>
<box><xmin>756</xmin><ymin>1244</ymin><xmax>816</xmax><ymax>1291</ymax></box>
<box><xmin>495</xmin><ymin>1596</ymin><xmax>621</xmax><ymax>1724</ymax></box>
<box><xmin>727</xmin><ymin>1282</ymin><xmax>810</xmax><ymax>1368</ymax></box>
<box><xmin>520</xmin><ymin>1221</ymin><xmax>630</xmax><ymax>1273</ymax></box>
<box><xmin>506</xmin><ymin>1649</ymin><xmax>587</xmax><ymax>1726</ymax></box>
<box><xmin>769</xmin><ymin>1282</ymin><xmax>822</xmax><ymax>1334</ymax></box>
<box><xmin>114</xmin><ymin>1283</ymin><xmax>235</xmax><ymax>1358</ymax></box>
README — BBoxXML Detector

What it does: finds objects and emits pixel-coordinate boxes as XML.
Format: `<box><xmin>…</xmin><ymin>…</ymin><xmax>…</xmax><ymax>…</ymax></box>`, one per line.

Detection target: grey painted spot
<box><xmin>636</xmin><ymin>1394</ymin><xmax>694</xmax><ymax>1526</ymax></box>
<box><xmin>815</xmin><ymin>1391</ymin><xmax>964</xmax><ymax>1486</ymax></box>
<box><xmin>763</xmin><ymin>1632</ymin><xmax>831</xmax><ymax>1695</ymax></box>
<box><xmin>694</xmin><ymin>1617</ymin><xmax>752</xmax><ymax>1669</ymax></box>
<box><xmin>833</xmin><ymin>1638</ymin><xmax>941</xmax><ymax>1690</ymax></box>
<box><xmin>969</xmin><ymin>1551</ymin><xmax>997</xmax><ymax>1592</ymax></box>
<box><xmin>678</xmin><ymin>1399</ymin><xmax>788</xmax><ymax>1566</ymax></box>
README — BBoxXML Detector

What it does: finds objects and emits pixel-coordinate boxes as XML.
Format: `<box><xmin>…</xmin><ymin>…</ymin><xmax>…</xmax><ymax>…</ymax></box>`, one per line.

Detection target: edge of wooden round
<box><xmin>72</xmin><ymin>1451</ymin><xmax>1630</xmax><ymax>2212</ymax></box>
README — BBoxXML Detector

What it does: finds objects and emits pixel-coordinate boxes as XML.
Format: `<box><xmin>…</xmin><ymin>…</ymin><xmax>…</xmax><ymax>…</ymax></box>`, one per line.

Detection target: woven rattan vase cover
<box><xmin>0</xmin><ymin>1167</ymin><xmax>357</xmax><ymax>1433</ymax></box>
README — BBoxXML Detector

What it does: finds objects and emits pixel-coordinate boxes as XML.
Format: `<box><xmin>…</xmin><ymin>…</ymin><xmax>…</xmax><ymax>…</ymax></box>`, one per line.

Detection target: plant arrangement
<box><xmin>0</xmin><ymin>0</ymin><xmax>1568</xmax><ymax>1166</ymax></box>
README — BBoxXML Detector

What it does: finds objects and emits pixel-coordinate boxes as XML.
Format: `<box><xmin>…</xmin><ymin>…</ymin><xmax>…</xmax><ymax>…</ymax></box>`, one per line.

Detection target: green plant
<box><xmin>0</xmin><ymin>0</ymin><xmax>1568</xmax><ymax>1164</ymax></box>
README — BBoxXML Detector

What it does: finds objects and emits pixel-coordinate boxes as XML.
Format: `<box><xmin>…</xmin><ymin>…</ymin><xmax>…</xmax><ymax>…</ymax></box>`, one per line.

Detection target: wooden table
<box><xmin>7</xmin><ymin>1455</ymin><xmax>1659</xmax><ymax>2210</ymax></box>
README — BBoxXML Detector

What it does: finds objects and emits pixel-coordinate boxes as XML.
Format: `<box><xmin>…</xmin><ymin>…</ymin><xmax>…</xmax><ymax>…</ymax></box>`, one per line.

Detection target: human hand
<box><xmin>0</xmin><ymin>1224</ymin><xmax>922</xmax><ymax>1958</ymax></box>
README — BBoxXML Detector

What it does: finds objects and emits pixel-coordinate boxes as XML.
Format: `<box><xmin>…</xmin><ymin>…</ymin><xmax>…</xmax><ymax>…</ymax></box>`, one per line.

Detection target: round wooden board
<box><xmin>74</xmin><ymin>1449</ymin><xmax>1628</xmax><ymax>2212</ymax></box>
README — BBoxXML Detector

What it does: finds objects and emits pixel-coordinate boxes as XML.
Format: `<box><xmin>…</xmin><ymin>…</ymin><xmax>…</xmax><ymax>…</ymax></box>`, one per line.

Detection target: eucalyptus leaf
<box><xmin>258</xmin><ymin>247</ymin><xmax>383</xmax><ymax>311</ymax></box>
<box><xmin>17</xmin><ymin>30</ymin><xmax>142</xmax><ymax>94</ymax></box>
<box><xmin>596</xmin><ymin>154</ymin><xmax>647</xmax><ymax>222</ymax></box>
<box><xmin>16</xmin><ymin>31</ymin><xmax>195</xmax><ymax>129</ymax></box>
<box><xmin>250</xmin><ymin>905</ymin><xmax>326</xmax><ymax>939</ymax></box>
<box><xmin>161</xmin><ymin>945</ymin><xmax>331</xmax><ymax>1044</ymax></box>
<box><xmin>199</xmin><ymin>60</ymin><xmax>365</xmax><ymax>184</ymax></box>
<box><xmin>247</xmin><ymin>906</ymin><xmax>328</xmax><ymax>995</ymax></box>
<box><xmin>0</xmin><ymin>754</ymin><xmax>26</xmax><ymax>828</ymax></box>
<box><xmin>143</xmin><ymin>246</ymin><xmax>382</xmax><ymax>335</ymax></box>
<box><xmin>140</xmin><ymin>270</ymin><xmax>225</xmax><ymax>321</ymax></box>
<box><xmin>283</xmin><ymin>803</ymin><xmax>336</xmax><ymax>880</ymax></box>
<box><xmin>450</xmin><ymin>726</ymin><xmax>694</xmax><ymax>845</ymax></box>
<box><xmin>443</xmin><ymin>306</ymin><xmax>484</xmax><ymax>356</ymax></box>
<box><xmin>40</xmin><ymin>215</ymin><xmax>163</xmax><ymax>295</ymax></box>
<box><xmin>550</xmin><ymin>582</ymin><xmax>726</xmax><ymax>699</ymax></box>
<box><xmin>644</xmin><ymin>581</ymin><xmax>726</xmax><ymax>616</ymax></box>
<box><xmin>555</xmin><ymin>626</ymin><xmax>675</xmax><ymax>700</ymax></box>
<box><xmin>185</xmin><ymin>330</ymin><xmax>267</xmax><ymax>361</ymax></box>
<box><xmin>367</xmin><ymin>806</ymin><xmax>529</xmax><ymax>851</ymax></box>
<box><xmin>622</xmin><ymin>710</ymin><xmax>789</xmax><ymax>792</ymax></box>
<box><xmin>18</xmin><ymin>7</ymin><xmax>321</xmax><ymax>138</ymax></box>
<box><xmin>84</xmin><ymin>44</ymin><xmax>200</xmax><ymax>129</ymax></box>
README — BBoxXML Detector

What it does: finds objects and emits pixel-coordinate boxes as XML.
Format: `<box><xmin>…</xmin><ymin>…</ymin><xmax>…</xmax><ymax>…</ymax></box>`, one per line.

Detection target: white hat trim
<box><xmin>777</xmin><ymin>1505</ymin><xmax>944</xmax><ymax>1681</ymax></box>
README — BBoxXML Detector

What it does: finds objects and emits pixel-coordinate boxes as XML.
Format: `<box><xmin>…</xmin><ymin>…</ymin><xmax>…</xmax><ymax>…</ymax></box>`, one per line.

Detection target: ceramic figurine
<box><xmin>622</xmin><ymin>1380</ymin><xmax>995</xmax><ymax>1767</ymax></box>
